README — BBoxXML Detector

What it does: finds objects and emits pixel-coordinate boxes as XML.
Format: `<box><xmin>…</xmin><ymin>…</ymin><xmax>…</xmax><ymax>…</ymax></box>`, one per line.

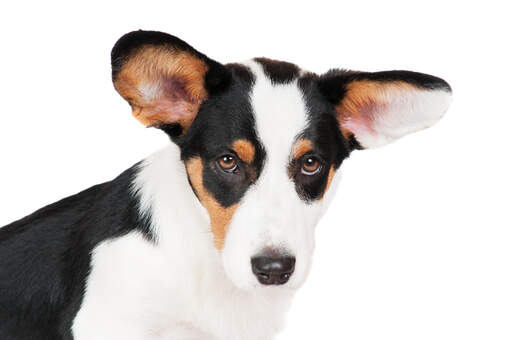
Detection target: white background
<box><xmin>1</xmin><ymin>1</ymin><xmax>511</xmax><ymax>339</ymax></box>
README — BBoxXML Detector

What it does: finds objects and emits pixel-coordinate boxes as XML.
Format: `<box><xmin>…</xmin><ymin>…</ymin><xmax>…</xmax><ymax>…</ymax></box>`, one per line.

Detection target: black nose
<box><xmin>251</xmin><ymin>256</ymin><xmax>296</xmax><ymax>285</ymax></box>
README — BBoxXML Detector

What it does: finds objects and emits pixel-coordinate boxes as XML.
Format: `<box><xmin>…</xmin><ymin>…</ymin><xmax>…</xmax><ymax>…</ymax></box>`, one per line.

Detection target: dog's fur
<box><xmin>0</xmin><ymin>31</ymin><xmax>452</xmax><ymax>340</ymax></box>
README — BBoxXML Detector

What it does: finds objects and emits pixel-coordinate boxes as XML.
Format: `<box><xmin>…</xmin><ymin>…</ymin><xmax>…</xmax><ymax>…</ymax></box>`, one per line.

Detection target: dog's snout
<box><xmin>251</xmin><ymin>255</ymin><xmax>296</xmax><ymax>285</ymax></box>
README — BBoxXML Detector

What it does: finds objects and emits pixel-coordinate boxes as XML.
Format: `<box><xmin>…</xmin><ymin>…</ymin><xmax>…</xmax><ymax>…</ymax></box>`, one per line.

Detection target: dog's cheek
<box><xmin>185</xmin><ymin>157</ymin><xmax>238</xmax><ymax>250</ymax></box>
<box><xmin>323</xmin><ymin>166</ymin><xmax>336</xmax><ymax>197</ymax></box>
<box><xmin>220</xmin><ymin>208</ymin><xmax>263</xmax><ymax>290</ymax></box>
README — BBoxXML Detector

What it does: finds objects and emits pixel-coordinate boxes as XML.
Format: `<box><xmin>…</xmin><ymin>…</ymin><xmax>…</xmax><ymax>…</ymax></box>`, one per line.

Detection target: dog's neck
<box><xmin>133</xmin><ymin>144</ymin><xmax>218</xmax><ymax>270</ymax></box>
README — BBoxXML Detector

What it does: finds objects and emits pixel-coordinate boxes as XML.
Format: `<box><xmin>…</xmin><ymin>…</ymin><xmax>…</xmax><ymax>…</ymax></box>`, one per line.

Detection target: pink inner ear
<box><xmin>341</xmin><ymin>100</ymin><xmax>380</xmax><ymax>137</ymax></box>
<box><xmin>145</xmin><ymin>97</ymin><xmax>191</xmax><ymax>123</ymax></box>
<box><xmin>338</xmin><ymin>80</ymin><xmax>451</xmax><ymax>149</ymax></box>
<box><xmin>139</xmin><ymin>76</ymin><xmax>198</xmax><ymax>125</ymax></box>
<box><xmin>160</xmin><ymin>77</ymin><xmax>194</xmax><ymax>104</ymax></box>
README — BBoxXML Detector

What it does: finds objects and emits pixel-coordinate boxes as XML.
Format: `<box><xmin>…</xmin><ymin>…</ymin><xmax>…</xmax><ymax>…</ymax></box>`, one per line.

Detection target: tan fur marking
<box><xmin>322</xmin><ymin>166</ymin><xmax>335</xmax><ymax>198</ymax></box>
<box><xmin>335</xmin><ymin>80</ymin><xmax>417</xmax><ymax>138</ymax></box>
<box><xmin>185</xmin><ymin>157</ymin><xmax>237</xmax><ymax>250</ymax></box>
<box><xmin>114</xmin><ymin>46</ymin><xmax>208</xmax><ymax>130</ymax></box>
<box><xmin>232</xmin><ymin>139</ymin><xmax>256</xmax><ymax>163</ymax></box>
<box><xmin>292</xmin><ymin>139</ymin><xmax>314</xmax><ymax>159</ymax></box>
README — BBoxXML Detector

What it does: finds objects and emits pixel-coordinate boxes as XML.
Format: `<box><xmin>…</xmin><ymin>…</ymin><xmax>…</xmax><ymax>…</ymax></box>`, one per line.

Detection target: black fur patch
<box><xmin>254</xmin><ymin>57</ymin><xmax>300</xmax><ymax>84</ymax></box>
<box><xmin>291</xmin><ymin>73</ymin><xmax>352</xmax><ymax>202</ymax></box>
<box><xmin>178</xmin><ymin>63</ymin><xmax>265</xmax><ymax>208</ymax></box>
<box><xmin>0</xmin><ymin>164</ymin><xmax>152</xmax><ymax>340</ymax></box>
<box><xmin>225</xmin><ymin>63</ymin><xmax>255</xmax><ymax>86</ymax></box>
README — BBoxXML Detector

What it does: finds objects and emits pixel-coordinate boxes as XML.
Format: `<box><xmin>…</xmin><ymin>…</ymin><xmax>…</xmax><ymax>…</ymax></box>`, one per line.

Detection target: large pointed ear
<box><xmin>111</xmin><ymin>30</ymin><xmax>230</xmax><ymax>134</ymax></box>
<box><xmin>318</xmin><ymin>70</ymin><xmax>452</xmax><ymax>149</ymax></box>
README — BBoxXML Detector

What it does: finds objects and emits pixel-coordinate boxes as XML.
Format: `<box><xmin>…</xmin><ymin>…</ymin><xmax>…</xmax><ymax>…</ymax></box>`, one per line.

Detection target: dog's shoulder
<box><xmin>0</xmin><ymin>163</ymin><xmax>152</xmax><ymax>339</ymax></box>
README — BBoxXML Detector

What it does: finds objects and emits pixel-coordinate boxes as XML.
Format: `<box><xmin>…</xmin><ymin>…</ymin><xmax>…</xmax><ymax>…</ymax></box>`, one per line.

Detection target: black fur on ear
<box><xmin>112</xmin><ymin>30</ymin><xmax>231</xmax><ymax>95</ymax></box>
<box><xmin>317</xmin><ymin>69</ymin><xmax>451</xmax><ymax>105</ymax></box>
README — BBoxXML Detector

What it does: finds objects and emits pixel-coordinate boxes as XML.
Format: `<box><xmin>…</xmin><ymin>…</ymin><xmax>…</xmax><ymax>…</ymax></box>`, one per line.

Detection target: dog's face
<box><xmin>112</xmin><ymin>31</ymin><xmax>451</xmax><ymax>291</ymax></box>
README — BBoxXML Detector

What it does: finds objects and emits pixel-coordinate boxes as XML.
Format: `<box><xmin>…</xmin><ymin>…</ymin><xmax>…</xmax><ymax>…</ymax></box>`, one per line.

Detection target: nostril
<box><xmin>257</xmin><ymin>272</ymin><xmax>270</xmax><ymax>281</ymax></box>
<box><xmin>251</xmin><ymin>255</ymin><xmax>296</xmax><ymax>285</ymax></box>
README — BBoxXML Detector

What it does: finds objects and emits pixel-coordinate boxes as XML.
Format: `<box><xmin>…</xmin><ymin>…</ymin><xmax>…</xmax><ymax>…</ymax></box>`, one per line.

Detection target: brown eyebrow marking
<box><xmin>185</xmin><ymin>157</ymin><xmax>238</xmax><ymax>250</ymax></box>
<box><xmin>232</xmin><ymin>139</ymin><xmax>256</xmax><ymax>163</ymax></box>
<box><xmin>292</xmin><ymin>138</ymin><xmax>314</xmax><ymax>159</ymax></box>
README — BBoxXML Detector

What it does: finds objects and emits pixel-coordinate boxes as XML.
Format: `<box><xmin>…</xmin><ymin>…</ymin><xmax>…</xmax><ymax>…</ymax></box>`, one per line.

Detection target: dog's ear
<box><xmin>111</xmin><ymin>30</ymin><xmax>230</xmax><ymax>135</ymax></box>
<box><xmin>318</xmin><ymin>70</ymin><xmax>452</xmax><ymax>149</ymax></box>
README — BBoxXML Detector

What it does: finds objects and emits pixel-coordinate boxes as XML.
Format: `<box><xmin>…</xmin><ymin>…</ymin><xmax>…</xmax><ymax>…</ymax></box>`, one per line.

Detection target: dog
<box><xmin>0</xmin><ymin>30</ymin><xmax>452</xmax><ymax>340</ymax></box>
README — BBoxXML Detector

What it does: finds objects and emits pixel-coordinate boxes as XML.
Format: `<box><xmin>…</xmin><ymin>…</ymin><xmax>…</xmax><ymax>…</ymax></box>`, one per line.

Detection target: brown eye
<box><xmin>301</xmin><ymin>156</ymin><xmax>322</xmax><ymax>175</ymax></box>
<box><xmin>217</xmin><ymin>155</ymin><xmax>238</xmax><ymax>173</ymax></box>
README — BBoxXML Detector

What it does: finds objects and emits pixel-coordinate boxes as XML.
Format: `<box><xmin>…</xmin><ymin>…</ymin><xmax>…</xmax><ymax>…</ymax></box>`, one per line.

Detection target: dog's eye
<box><xmin>301</xmin><ymin>156</ymin><xmax>322</xmax><ymax>175</ymax></box>
<box><xmin>217</xmin><ymin>155</ymin><xmax>238</xmax><ymax>173</ymax></box>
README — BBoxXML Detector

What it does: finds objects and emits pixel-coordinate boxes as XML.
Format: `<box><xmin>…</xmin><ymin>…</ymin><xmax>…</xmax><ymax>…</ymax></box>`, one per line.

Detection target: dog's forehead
<box><xmin>242</xmin><ymin>59</ymin><xmax>310</xmax><ymax>158</ymax></box>
<box><xmin>186</xmin><ymin>58</ymin><xmax>322</xmax><ymax>158</ymax></box>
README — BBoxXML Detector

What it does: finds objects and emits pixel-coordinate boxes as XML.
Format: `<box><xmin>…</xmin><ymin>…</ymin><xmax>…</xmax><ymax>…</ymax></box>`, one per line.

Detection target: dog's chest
<box><xmin>71</xmin><ymin>231</ymin><xmax>293</xmax><ymax>340</ymax></box>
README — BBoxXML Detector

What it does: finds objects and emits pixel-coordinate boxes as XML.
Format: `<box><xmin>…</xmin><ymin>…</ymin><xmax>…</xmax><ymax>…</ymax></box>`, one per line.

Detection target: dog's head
<box><xmin>112</xmin><ymin>31</ymin><xmax>451</xmax><ymax>291</ymax></box>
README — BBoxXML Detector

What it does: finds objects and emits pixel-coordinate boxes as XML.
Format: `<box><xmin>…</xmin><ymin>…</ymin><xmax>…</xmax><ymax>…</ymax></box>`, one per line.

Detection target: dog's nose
<box><xmin>251</xmin><ymin>256</ymin><xmax>296</xmax><ymax>285</ymax></box>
